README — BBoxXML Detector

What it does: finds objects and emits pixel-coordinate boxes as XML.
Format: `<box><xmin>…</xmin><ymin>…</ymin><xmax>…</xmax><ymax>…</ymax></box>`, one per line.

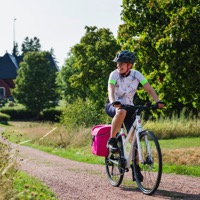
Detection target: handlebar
<box><xmin>112</xmin><ymin>101</ymin><xmax>165</xmax><ymax>113</ymax></box>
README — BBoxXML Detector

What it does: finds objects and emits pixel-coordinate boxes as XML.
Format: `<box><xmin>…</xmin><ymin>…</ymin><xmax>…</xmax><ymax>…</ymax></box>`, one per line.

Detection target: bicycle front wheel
<box><xmin>133</xmin><ymin>130</ymin><xmax>162</xmax><ymax>195</ymax></box>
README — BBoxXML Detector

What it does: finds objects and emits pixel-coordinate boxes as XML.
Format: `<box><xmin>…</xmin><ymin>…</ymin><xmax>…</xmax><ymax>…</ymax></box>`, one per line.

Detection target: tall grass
<box><xmin>0</xmin><ymin>134</ymin><xmax>17</xmax><ymax>199</ymax></box>
<box><xmin>0</xmin><ymin>129</ymin><xmax>58</xmax><ymax>199</ymax></box>
<box><xmin>6</xmin><ymin>122</ymin><xmax>92</xmax><ymax>149</ymax></box>
<box><xmin>143</xmin><ymin>114</ymin><xmax>200</xmax><ymax>139</ymax></box>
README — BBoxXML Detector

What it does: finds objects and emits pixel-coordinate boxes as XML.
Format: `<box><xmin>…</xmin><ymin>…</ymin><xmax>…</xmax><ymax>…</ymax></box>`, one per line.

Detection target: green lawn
<box><xmin>159</xmin><ymin>137</ymin><xmax>200</xmax><ymax>149</ymax></box>
<box><xmin>14</xmin><ymin>171</ymin><xmax>58</xmax><ymax>200</ymax></box>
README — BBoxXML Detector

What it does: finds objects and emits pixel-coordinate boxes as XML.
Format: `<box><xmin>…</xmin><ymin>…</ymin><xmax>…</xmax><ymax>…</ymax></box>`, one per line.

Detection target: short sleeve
<box><xmin>108</xmin><ymin>70</ymin><xmax>118</xmax><ymax>85</ymax></box>
<box><xmin>135</xmin><ymin>70</ymin><xmax>148</xmax><ymax>86</ymax></box>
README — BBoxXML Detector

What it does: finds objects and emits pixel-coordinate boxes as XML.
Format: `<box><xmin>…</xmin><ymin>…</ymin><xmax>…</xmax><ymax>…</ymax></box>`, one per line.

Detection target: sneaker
<box><xmin>107</xmin><ymin>138</ymin><xmax>119</xmax><ymax>153</ymax></box>
<box><xmin>131</xmin><ymin>164</ymin><xmax>143</xmax><ymax>182</ymax></box>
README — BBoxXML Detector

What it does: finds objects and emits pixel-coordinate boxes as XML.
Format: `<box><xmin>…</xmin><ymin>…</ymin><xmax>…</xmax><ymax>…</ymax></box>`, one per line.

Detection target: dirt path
<box><xmin>15</xmin><ymin>144</ymin><xmax>200</xmax><ymax>200</ymax></box>
<box><xmin>0</xmin><ymin>126</ymin><xmax>199</xmax><ymax>200</ymax></box>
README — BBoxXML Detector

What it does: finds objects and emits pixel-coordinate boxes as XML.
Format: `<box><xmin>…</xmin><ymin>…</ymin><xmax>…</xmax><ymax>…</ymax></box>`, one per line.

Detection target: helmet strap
<box><xmin>120</xmin><ymin>69</ymin><xmax>130</xmax><ymax>77</ymax></box>
<box><xmin>120</xmin><ymin>64</ymin><xmax>131</xmax><ymax>77</ymax></box>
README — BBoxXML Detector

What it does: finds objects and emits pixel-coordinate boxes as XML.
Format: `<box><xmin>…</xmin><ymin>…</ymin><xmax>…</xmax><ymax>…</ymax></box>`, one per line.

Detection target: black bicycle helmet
<box><xmin>113</xmin><ymin>50</ymin><xmax>136</xmax><ymax>64</ymax></box>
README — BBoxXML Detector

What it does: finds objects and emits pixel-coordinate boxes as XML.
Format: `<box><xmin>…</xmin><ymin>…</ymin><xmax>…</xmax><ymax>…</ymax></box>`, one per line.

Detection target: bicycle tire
<box><xmin>132</xmin><ymin>130</ymin><xmax>162</xmax><ymax>195</ymax></box>
<box><xmin>105</xmin><ymin>138</ymin><xmax>124</xmax><ymax>187</ymax></box>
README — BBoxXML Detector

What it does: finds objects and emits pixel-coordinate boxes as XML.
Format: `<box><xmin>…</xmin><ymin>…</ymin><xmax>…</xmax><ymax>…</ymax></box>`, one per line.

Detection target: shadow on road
<box><xmin>156</xmin><ymin>189</ymin><xmax>200</xmax><ymax>200</ymax></box>
<box><xmin>120</xmin><ymin>185</ymin><xmax>200</xmax><ymax>199</ymax></box>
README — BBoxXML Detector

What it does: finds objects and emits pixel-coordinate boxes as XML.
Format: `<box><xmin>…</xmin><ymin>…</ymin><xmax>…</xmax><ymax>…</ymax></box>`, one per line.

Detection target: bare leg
<box><xmin>110</xmin><ymin>108</ymin><xmax>127</xmax><ymax>138</ymax></box>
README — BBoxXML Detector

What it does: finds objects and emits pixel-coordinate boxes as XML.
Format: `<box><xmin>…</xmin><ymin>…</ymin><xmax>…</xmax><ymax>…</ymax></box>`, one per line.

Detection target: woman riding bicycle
<box><xmin>105</xmin><ymin>50</ymin><xmax>165</xmax><ymax>153</ymax></box>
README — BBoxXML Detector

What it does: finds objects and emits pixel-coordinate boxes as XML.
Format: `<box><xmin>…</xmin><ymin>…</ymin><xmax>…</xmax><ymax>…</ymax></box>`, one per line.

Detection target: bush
<box><xmin>0</xmin><ymin>112</ymin><xmax>10</xmax><ymax>123</ymax></box>
<box><xmin>0</xmin><ymin>106</ymin><xmax>62</xmax><ymax>122</ymax></box>
<box><xmin>60</xmin><ymin>98</ymin><xmax>111</xmax><ymax>129</ymax></box>
<box><xmin>39</xmin><ymin>108</ymin><xmax>62</xmax><ymax>122</ymax></box>
<box><xmin>0</xmin><ymin>107</ymin><xmax>34</xmax><ymax>120</ymax></box>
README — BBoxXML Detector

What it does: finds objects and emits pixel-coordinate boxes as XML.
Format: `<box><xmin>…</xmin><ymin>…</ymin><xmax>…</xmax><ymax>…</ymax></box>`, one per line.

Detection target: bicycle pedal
<box><xmin>119</xmin><ymin>168</ymin><xmax>125</xmax><ymax>174</ymax></box>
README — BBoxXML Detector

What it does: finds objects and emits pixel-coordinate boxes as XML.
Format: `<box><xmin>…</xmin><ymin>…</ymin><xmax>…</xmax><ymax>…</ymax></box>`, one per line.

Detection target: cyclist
<box><xmin>105</xmin><ymin>50</ymin><xmax>165</xmax><ymax>153</ymax></box>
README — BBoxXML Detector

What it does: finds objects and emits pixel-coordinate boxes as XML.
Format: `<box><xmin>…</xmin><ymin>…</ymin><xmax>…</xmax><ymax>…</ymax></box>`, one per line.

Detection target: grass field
<box><xmin>13</xmin><ymin>171</ymin><xmax>58</xmax><ymax>200</ymax></box>
<box><xmin>3</xmin><ymin>121</ymin><xmax>200</xmax><ymax>177</ymax></box>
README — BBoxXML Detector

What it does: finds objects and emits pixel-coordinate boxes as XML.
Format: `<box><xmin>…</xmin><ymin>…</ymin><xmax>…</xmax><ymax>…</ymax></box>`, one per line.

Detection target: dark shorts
<box><xmin>105</xmin><ymin>102</ymin><xmax>115</xmax><ymax>118</ymax></box>
<box><xmin>105</xmin><ymin>101</ymin><xmax>135</xmax><ymax>132</ymax></box>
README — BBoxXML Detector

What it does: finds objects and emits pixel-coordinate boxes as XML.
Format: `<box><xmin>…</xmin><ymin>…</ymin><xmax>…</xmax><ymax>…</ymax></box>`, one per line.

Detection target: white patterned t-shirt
<box><xmin>108</xmin><ymin>69</ymin><xmax>148</xmax><ymax>105</ymax></box>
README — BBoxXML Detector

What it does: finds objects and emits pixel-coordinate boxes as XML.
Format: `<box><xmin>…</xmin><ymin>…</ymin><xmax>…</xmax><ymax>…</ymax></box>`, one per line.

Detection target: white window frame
<box><xmin>0</xmin><ymin>87</ymin><xmax>5</xmax><ymax>96</ymax></box>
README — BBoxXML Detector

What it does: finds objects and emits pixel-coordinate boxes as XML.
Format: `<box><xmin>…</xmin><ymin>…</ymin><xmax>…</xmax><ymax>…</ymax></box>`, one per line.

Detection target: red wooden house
<box><xmin>0</xmin><ymin>52</ymin><xmax>59</xmax><ymax>101</ymax></box>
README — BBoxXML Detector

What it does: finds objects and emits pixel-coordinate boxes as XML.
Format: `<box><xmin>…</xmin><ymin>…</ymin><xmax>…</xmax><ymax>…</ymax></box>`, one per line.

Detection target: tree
<box><xmin>118</xmin><ymin>0</ymin><xmax>200</xmax><ymax>115</ymax></box>
<box><xmin>56</xmin><ymin>54</ymin><xmax>80</xmax><ymax>103</ymax></box>
<box><xmin>12</xmin><ymin>42</ymin><xmax>20</xmax><ymax>56</ymax></box>
<box><xmin>57</xmin><ymin>26</ymin><xmax>120</xmax><ymax>108</ymax></box>
<box><xmin>12</xmin><ymin>51</ymin><xmax>58</xmax><ymax>118</ymax></box>
<box><xmin>21</xmin><ymin>37</ymin><xmax>41</xmax><ymax>55</ymax></box>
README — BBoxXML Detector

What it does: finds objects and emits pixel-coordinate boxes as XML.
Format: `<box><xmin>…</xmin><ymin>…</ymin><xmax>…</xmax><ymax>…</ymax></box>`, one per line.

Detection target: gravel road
<box><xmin>15</xmin><ymin>145</ymin><xmax>200</xmax><ymax>200</ymax></box>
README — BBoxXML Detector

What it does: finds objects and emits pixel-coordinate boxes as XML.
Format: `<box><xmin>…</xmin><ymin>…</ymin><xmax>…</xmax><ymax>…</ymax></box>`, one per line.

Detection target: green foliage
<box><xmin>56</xmin><ymin>55</ymin><xmax>80</xmax><ymax>103</ymax></box>
<box><xmin>0</xmin><ymin>136</ymin><xmax>17</xmax><ymax>199</ymax></box>
<box><xmin>0</xmin><ymin>112</ymin><xmax>10</xmax><ymax>123</ymax></box>
<box><xmin>39</xmin><ymin>108</ymin><xmax>62</xmax><ymax>122</ymax></box>
<box><xmin>0</xmin><ymin>106</ymin><xmax>61</xmax><ymax>122</ymax></box>
<box><xmin>21</xmin><ymin>36</ymin><xmax>41</xmax><ymax>55</ymax></box>
<box><xmin>57</xmin><ymin>26</ymin><xmax>120</xmax><ymax>109</ymax></box>
<box><xmin>0</xmin><ymin>98</ymin><xmax>7</xmax><ymax>107</ymax></box>
<box><xmin>0</xmin><ymin>106</ymin><xmax>34</xmax><ymax>120</ymax></box>
<box><xmin>119</xmin><ymin>0</ymin><xmax>200</xmax><ymax>115</ymax></box>
<box><xmin>60</xmin><ymin>98</ymin><xmax>110</xmax><ymax>129</ymax></box>
<box><xmin>12</xmin><ymin>42</ymin><xmax>20</xmax><ymax>56</ymax></box>
<box><xmin>12</xmin><ymin>51</ymin><xmax>58</xmax><ymax>118</ymax></box>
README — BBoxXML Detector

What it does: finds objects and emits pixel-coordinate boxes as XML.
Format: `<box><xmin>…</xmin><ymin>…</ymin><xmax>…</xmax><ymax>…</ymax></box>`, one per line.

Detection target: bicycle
<box><xmin>105</xmin><ymin>103</ymin><xmax>162</xmax><ymax>195</ymax></box>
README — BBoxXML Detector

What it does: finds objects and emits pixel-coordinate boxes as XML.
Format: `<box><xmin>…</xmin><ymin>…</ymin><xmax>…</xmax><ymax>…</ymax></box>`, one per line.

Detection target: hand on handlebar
<box><xmin>112</xmin><ymin>101</ymin><xmax>122</xmax><ymax>108</ymax></box>
<box><xmin>111</xmin><ymin>100</ymin><xmax>166</xmax><ymax>110</ymax></box>
<box><xmin>156</xmin><ymin>101</ymin><xmax>166</xmax><ymax>109</ymax></box>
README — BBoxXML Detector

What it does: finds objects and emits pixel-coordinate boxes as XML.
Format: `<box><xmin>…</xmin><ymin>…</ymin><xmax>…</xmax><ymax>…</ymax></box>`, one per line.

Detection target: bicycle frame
<box><xmin>105</xmin><ymin>103</ymin><xmax>163</xmax><ymax>195</ymax></box>
<box><xmin>119</xmin><ymin>113</ymin><xmax>146</xmax><ymax>169</ymax></box>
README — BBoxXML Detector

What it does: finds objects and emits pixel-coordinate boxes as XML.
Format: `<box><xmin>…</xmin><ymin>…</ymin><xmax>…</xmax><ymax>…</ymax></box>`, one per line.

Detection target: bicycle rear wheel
<box><xmin>105</xmin><ymin>139</ymin><xmax>124</xmax><ymax>187</ymax></box>
<box><xmin>133</xmin><ymin>130</ymin><xmax>162</xmax><ymax>195</ymax></box>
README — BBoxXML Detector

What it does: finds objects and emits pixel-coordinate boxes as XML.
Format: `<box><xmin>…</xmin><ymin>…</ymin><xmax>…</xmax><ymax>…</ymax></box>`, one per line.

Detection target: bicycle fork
<box><xmin>134</xmin><ymin>117</ymin><xmax>153</xmax><ymax>165</ymax></box>
<box><xmin>128</xmin><ymin>115</ymin><xmax>152</xmax><ymax>166</ymax></box>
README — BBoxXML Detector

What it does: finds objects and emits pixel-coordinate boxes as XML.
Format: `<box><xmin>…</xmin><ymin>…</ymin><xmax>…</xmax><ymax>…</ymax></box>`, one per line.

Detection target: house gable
<box><xmin>0</xmin><ymin>52</ymin><xmax>59</xmax><ymax>98</ymax></box>
<box><xmin>0</xmin><ymin>53</ymin><xmax>18</xmax><ymax>79</ymax></box>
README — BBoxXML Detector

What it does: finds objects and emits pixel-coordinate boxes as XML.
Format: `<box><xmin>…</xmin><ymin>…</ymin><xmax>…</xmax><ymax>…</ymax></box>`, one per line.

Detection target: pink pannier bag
<box><xmin>91</xmin><ymin>124</ymin><xmax>111</xmax><ymax>157</ymax></box>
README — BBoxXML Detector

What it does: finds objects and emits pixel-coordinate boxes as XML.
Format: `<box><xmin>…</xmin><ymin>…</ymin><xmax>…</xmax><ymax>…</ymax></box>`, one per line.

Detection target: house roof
<box><xmin>0</xmin><ymin>53</ymin><xmax>19</xmax><ymax>79</ymax></box>
<box><xmin>47</xmin><ymin>54</ymin><xmax>60</xmax><ymax>71</ymax></box>
<box><xmin>0</xmin><ymin>52</ymin><xmax>59</xmax><ymax>79</ymax></box>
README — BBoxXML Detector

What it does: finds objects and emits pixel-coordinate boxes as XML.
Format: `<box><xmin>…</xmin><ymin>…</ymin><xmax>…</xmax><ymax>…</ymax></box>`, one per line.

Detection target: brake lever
<box><xmin>152</xmin><ymin>104</ymin><xmax>158</xmax><ymax>110</ymax></box>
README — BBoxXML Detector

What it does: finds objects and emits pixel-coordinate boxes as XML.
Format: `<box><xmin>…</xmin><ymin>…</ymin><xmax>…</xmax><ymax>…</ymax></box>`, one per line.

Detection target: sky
<box><xmin>0</xmin><ymin>0</ymin><xmax>123</xmax><ymax>68</ymax></box>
